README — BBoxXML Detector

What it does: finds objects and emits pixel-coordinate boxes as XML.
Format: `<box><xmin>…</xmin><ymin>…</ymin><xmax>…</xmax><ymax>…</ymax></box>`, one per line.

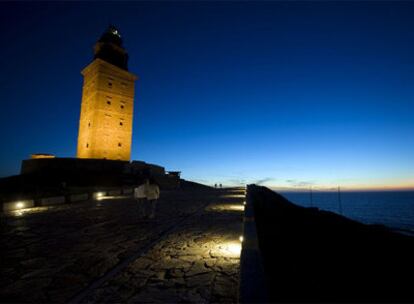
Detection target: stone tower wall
<box><xmin>77</xmin><ymin>59</ymin><xmax>137</xmax><ymax>161</ymax></box>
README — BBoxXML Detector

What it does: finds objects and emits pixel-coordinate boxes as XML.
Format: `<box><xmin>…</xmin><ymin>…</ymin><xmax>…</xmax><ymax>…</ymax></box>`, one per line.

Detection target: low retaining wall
<box><xmin>69</xmin><ymin>193</ymin><xmax>89</xmax><ymax>203</ymax></box>
<box><xmin>123</xmin><ymin>188</ymin><xmax>133</xmax><ymax>194</ymax></box>
<box><xmin>108</xmin><ymin>189</ymin><xmax>122</xmax><ymax>196</ymax></box>
<box><xmin>40</xmin><ymin>196</ymin><xmax>66</xmax><ymax>206</ymax></box>
<box><xmin>239</xmin><ymin>185</ymin><xmax>268</xmax><ymax>303</ymax></box>
<box><xmin>1</xmin><ymin>186</ymin><xmax>135</xmax><ymax>212</ymax></box>
<box><xmin>246</xmin><ymin>184</ymin><xmax>414</xmax><ymax>302</ymax></box>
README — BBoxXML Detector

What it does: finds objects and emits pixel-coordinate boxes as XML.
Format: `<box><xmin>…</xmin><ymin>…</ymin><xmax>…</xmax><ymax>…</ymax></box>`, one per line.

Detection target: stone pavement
<box><xmin>1</xmin><ymin>187</ymin><xmax>245</xmax><ymax>303</ymax></box>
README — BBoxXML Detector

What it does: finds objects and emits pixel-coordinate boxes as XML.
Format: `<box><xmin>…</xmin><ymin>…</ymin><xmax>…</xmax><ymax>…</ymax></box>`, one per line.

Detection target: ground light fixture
<box><xmin>94</xmin><ymin>192</ymin><xmax>105</xmax><ymax>200</ymax></box>
<box><xmin>230</xmin><ymin>204</ymin><xmax>245</xmax><ymax>211</ymax></box>
<box><xmin>206</xmin><ymin>204</ymin><xmax>245</xmax><ymax>212</ymax></box>
<box><xmin>16</xmin><ymin>202</ymin><xmax>25</xmax><ymax>209</ymax></box>
<box><xmin>224</xmin><ymin>241</ymin><xmax>242</xmax><ymax>257</ymax></box>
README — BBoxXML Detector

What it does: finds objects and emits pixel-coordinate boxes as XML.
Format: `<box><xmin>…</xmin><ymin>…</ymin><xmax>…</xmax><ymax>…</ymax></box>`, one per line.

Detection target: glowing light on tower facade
<box><xmin>77</xmin><ymin>25</ymin><xmax>137</xmax><ymax>161</ymax></box>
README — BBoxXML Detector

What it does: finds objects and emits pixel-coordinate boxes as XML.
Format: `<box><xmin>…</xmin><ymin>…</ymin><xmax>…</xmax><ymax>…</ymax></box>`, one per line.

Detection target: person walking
<box><xmin>134</xmin><ymin>179</ymin><xmax>147</xmax><ymax>219</ymax></box>
<box><xmin>146</xmin><ymin>178</ymin><xmax>160</xmax><ymax>219</ymax></box>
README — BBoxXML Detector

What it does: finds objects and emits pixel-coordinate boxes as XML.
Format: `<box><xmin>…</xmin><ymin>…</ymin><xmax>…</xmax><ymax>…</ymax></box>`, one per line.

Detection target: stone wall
<box><xmin>1</xmin><ymin>187</ymin><xmax>136</xmax><ymax>212</ymax></box>
<box><xmin>21</xmin><ymin>158</ymin><xmax>128</xmax><ymax>175</ymax></box>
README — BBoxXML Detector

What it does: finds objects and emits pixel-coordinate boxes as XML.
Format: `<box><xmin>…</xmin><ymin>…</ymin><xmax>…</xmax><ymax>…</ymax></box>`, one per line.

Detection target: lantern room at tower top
<box><xmin>77</xmin><ymin>25</ymin><xmax>137</xmax><ymax>161</ymax></box>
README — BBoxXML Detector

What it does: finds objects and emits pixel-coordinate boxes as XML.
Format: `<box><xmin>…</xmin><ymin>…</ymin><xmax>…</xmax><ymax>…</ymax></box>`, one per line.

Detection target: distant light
<box><xmin>243</xmin><ymin>201</ymin><xmax>246</xmax><ymax>206</ymax></box>
<box><xmin>239</xmin><ymin>236</ymin><xmax>244</xmax><ymax>242</ymax></box>
<box><xmin>16</xmin><ymin>202</ymin><xmax>24</xmax><ymax>209</ymax></box>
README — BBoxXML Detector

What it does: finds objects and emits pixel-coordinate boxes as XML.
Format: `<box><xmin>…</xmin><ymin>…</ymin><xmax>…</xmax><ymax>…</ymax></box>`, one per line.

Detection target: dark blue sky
<box><xmin>1</xmin><ymin>2</ymin><xmax>413</xmax><ymax>189</ymax></box>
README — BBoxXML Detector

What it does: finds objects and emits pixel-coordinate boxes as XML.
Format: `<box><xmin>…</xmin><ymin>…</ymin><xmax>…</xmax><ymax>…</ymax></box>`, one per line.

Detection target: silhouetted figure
<box><xmin>219</xmin><ymin>183</ymin><xmax>222</xmax><ymax>188</ymax></box>
<box><xmin>134</xmin><ymin>180</ymin><xmax>147</xmax><ymax>219</ymax></box>
<box><xmin>215</xmin><ymin>183</ymin><xmax>218</xmax><ymax>188</ymax></box>
<box><xmin>146</xmin><ymin>178</ymin><xmax>160</xmax><ymax>219</ymax></box>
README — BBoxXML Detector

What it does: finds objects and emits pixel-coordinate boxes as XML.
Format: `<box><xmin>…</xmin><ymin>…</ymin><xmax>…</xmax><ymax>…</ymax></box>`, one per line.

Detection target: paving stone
<box><xmin>185</xmin><ymin>260</ymin><xmax>210</xmax><ymax>277</ymax></box>
<box><xmin>50</xmin><ymin>273</ymin><xmax>86</xmax><ymax>289</ymax></box>
<box><xmin>168</xmin><ymin>277</ymin><xmax>186</xmax><ymax>287</ymax></box>
<box><xmin>120</xmin><ymin>275</ymin><xmax>149</xmax><ymax>295</ymax></box>
<box><xmin>154</xmin><ymin>270</ymin><xmax>166</xmax><ymax>281</ymax></box>
<box><xmin>186</xmin><ymin>272</ymin><xmax>215</xmax><ymax>288</ymax></box>
<box><xmin>212</xmin><ymin>275</ymin><xmax>237</xmax><ymax>299</ymax></box>
<box><xmin>20</xmin><ymin>257</ymin><xmax>48</xmax><ymax>268</ymax></box>
<box><xmin>204</xmin><ymin>258</ymin><xmax>217</xmax><ymax>268</ymax></box>
<box><xmin>88</xmin><ymin>256</ymin><xmax>120</xmax><ymax>277</ymax></box>
<box><xmin>179</xmin><ymin>255</ymin><xmax>202</xmax><ymax>263</ymax></box>
<box><xmin>117</xmin><ymin>284</ymin><xmax>138</xmax><ymax>300</ymax></box>
<box><xmin>21</xmin><ymin>268</ymin><xmax>55</xmax><ymax>279</ymax></box>
<box><xmin>128</xmin><ymin>287</ymin><xmax>182</xmax><ymax>303</ymax></box>
<box><xmin>1</xmin><ymin>278</ymin><xmax>52</xmax><ymax>303</ymax></box>
<box><xmin>153</xmin><ymin>255</ymin><xmax>191</xmax><ymax>270</ymax></box>
<box><xmin>165</xmin><ymin>268</ymin><xmax>185</xmax><ymax>279</ymax></box>
<box><xmin>129</xmin><ymin>257</ymin><xmax>153</xmax><ymax>271</ymax></box>
<box><xmin>182</xmin><ymin>289</ymin><xmax>208</xmax><ymax>303</ymax></box>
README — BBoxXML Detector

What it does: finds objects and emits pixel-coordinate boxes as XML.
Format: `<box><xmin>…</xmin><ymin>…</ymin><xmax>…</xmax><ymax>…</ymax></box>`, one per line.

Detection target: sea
<box><xmin>279</xmin><ymin>191</ymin><xmax>414</xmax><ymax>234</ymax></box>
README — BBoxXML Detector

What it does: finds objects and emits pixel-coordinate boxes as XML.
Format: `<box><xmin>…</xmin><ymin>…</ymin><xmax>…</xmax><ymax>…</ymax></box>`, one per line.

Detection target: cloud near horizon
<box><xmin>285</xmin><ymin>179</ymin><xmax>315</xmax><ymax>188</ymax></box>
<box><xmin>255</xmin><ymin>177</ymin><xmax>277</xmax><ymax>185</ymax></box>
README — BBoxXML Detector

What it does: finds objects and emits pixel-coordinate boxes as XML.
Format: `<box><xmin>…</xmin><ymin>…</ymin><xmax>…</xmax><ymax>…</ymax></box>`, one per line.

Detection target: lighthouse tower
<box><xmin>77</xmin><ymin>25</ymin><xmax>137</xmax><ymax>161</ymax></box>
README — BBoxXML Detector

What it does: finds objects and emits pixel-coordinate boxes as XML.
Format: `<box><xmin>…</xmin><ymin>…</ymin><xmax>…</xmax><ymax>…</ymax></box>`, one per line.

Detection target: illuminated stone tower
<box><xmin>77</xmin><ymin>25</ymin><xmax>137</xmax><ymax>161</ymax></box>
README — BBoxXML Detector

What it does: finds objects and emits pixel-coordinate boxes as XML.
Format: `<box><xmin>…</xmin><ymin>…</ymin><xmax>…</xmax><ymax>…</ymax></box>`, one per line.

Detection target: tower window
<box><xmin>107</xmin><ymin>101</ymin><xmax>111</xmax><ymax>105</ymax></box>
<box><xmin>88</xmin><ymin>122</ymin><xmax>91</xmax><ymax>127</ymax></box>
<box><xmin>86</xmin><ymin>143</ymin><xmax>89</xmax><ymax>148</ymax></box>
<box><xmin>118</xmin><ymin>143</ymin><xmax>122</xmax><ymax>147</ymax></box>
<box><xmin>120</xmin><ymin>122</ymin><xmax>123</xmax><ymax>126</ymax></box>
<box><xmin>108</xmin><ymin>82</ymin><xmax>112</xmax><ymax>87</ymax></box>
<box><xmin>120</xmin><ymin>105</ymin><xmax>124</xmax><ymax>109</ymax></box>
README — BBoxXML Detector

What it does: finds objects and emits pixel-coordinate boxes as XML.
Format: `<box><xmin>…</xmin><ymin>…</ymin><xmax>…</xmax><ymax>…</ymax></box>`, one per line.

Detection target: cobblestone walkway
<box><xmin>1</xmin><ymin>188</ymin><xmax>245</xmax><ymax>303</ymax></box>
